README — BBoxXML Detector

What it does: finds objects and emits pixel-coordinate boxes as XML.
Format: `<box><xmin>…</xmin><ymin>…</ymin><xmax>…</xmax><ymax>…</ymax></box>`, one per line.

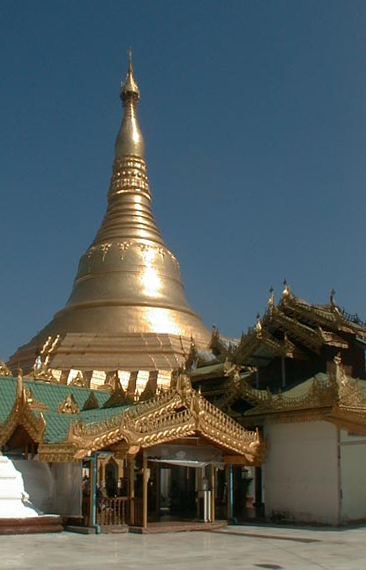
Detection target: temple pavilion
<box><xmin>189</xmin><ymin>284</ymin><xmax>366</xmax><ymax>525</ymax></box>
<box><xmin>0</xmin><ymin>55</ymin><xmax>266</xmax><ymax>533</ymax></box>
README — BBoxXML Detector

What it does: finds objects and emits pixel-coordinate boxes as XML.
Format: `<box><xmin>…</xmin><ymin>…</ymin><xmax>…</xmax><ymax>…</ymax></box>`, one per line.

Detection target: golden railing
<box><xmin>82</xmin><ymin>496</ymin><xmax>129</xmax><ymax>527</ymax></box>
<box><xmin>97</xmin><ymin>497</ymin><xmax>129</xmax><ymax>526</ymax></box>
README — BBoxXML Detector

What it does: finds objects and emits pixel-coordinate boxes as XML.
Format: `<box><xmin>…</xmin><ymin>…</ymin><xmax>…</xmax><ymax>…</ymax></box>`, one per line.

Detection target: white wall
<box><xmin>49</xmin><ymin>462</ymin><xmax>82</xmax><ymax>517</ymax></box>
<box><xmin>13</xmin><ymin>459</ymin><xmax>54</xmax><ymax>514</ymax></box>
<box><xmin>340</xmin><ymin>430</ymin><xmax>366</xmax><ymax>523</ymax></box>
<box><xmin>263</xmin><ymin>421</ymin><xmax>340</xmax><ymax>525</ymax></box>
<box><xmin>12</xmin><ymin>459</ymin><xmax>82</xmax><ymax>517</ymax></box>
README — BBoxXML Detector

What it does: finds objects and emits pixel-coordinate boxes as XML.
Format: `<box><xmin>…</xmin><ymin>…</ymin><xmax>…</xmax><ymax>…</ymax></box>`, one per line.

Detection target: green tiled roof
<box><xmin>0</xmin><ymin>376</ymin><xmax>133</xmax><ymax>444</ymax></box>
<box><xmin>190</xmin><ymin>362</ymin><xmax>226</xmax><ymax>379</ymax></box>
<box><xmin>0</xmin><ymin>377</ymin><xmax>17</xmax><ymax>421</ymax></box>
<box><xmin>41</xmin><ymin>407</ymin><xmax>127</xmax><ymax>443</ymax></box>
<box><xmin>280</xmin><ymin>373</ymin><xmax>328</xmax><ymax>399</ymax></box>
<box><xmin>282</xmin><ymin>373</ymin><xmax>366</xmax><ymax>400</ymax></box>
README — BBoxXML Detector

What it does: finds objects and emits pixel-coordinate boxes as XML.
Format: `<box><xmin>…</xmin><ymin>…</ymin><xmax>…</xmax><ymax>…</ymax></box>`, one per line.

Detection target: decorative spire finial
<box><xmin>255</xmin><ymin>313</ymin><xmax>262</xmax><ymax>332</ymax></box>
<box><xmin>115</xmin><ymin>49</ymin><xmax>144</xmax><ymax>158</ymax></box>
<box><xmin>330</xmin><ymin>288</ymin><xmax>336</xmax><ymax>307</ymax></box>
<box><xmin>282</xmin><ymin>279</ymin><xmax>290</xmax><ymax>299</ymax></box>
<box><xmin>121</xmin><ymin>47</ymin><xmax>140</xmax><ymax>103</ymax></box>
<box><xmin>268</xmin><ymin>286</ymin><xmax>275</xmax><ymax>311</ymax></box>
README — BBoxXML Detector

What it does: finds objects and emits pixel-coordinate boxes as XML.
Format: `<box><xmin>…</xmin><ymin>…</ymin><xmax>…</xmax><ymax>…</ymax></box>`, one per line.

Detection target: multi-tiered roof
<box><xmin>188</xmin><ymin>285</ymin><xmax>366</xmax><ymax>435</ymax></box>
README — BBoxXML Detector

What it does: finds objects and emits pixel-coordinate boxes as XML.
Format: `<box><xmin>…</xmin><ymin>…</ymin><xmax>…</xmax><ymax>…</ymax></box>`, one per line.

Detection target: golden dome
<box><xmin>9</xmin><ymin>54</ymin><xmax>211</xmax><ymax>373</ymax></box>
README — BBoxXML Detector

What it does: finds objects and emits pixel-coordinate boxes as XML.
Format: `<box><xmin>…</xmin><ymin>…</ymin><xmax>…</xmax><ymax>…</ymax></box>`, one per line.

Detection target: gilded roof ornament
<box><xmin>255</xmin><ymin>313</ymin><xmax>262</xmax><ymax>333</ymax></box>
<box><xmin>69</xmin><ymin>371</ymin><xmax>86</xmax><ymax>388</ymax></box>
<box><xmin>185</xmin><ymin>337</ymin><xmax>199</xmax><ymax>371</ymax></box>
<box><xmin>333</xmin><ymin>352</ymin><xmax>343</xmax><ymax>383</ymax></box>
<box><xmin>0</xmin><ymin>360</ymin><xmax>12</xmax><ymax>377</ymax></box>
<box><xmin>57</xmin><ymin>394</ymin><xmax>80</xmax><ymax>414</ymax></box>
<box><xmin>29</xmin><ymin>334</ymin><xmax>61</xmax><ymax>382</ymax></box>
<box><xmin>82</xmin><ymin>391</ymin><xmax>100</xmax><ymax>411</ymax></box>
<box><xmin>30</xmin><ymin>361</ymin><xmax>57</xmax><ymax>383</ymax></box>
<box><xmin>24</xmin><ymin>388</ymin><xmax>49</xmax><ymax>412</ymax></box>
<box><xmin>282</xmin><ymin>279</ymin><xmax>291</xmax><ymax>299</ymax></box>
<box><xmin>0</xmin><ymin>378</ymin><xmax>47</xmax><ymax>448</ymax></box>
<box><xmin>103</xmin><ymin>375</ymin><xmax>131</xmax><ymax>408</ymax></box>
<box><xmin>267</xmin><ymin>286</ymin><xmax>275</xmax><ymax>312</ymax></box>
<box><xmin>330</xmin><ymin>288</ymin><xmax>336</xmax><ymax>307</ymax></box>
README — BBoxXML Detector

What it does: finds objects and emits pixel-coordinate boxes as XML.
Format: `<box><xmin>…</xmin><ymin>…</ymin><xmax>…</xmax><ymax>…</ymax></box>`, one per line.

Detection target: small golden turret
<box><xmin>9</xmin><ymin>53</ymin><xmax>211</xmax><ymax>373</ymax></box>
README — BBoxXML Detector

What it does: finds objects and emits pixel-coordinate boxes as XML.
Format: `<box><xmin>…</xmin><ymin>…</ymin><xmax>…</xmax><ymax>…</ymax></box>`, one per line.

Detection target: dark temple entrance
<box><xmin>141</xmin><ymin>439</ymin><xmax>225</xmax><ymax>524</ymax></box>
<box><xmin>147</xmin><ymin>464</ymin><xmax>198</xmax><ymax>521</ymax></box>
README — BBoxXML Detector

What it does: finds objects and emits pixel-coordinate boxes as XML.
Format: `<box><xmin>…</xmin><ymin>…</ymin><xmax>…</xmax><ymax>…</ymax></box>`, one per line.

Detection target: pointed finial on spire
<box><xmin>268</xmin><ymin>286</ymin><xmax>275</xmax><ymax>311</ymax></box>
<box><xmin>128</xmin><ymin>46</ymin><xmax>132</xmax><ymax>67</ymax></box>
<box><xmin>330</xmin><ymin>288</ymin><xmax>336</xmax><ymax>307</ymax></box>
<box><xmin>255</xmin><ymin>313</ymin><xmax>262</xmax><ymax>333</ymax></box>
<box><xmin>282</xmin><ymin>279</ymin><xmax>290</xmax><ymax>299</ymax></box>
<box><xmin>211</xmin><ymin>324</ymin><xmax>219</xmax><ymax>339</ymax></box>
<box><xmin>121</xmin><ymin>47</ymin><xmax>140</xmax><ymax>103</ymax></box>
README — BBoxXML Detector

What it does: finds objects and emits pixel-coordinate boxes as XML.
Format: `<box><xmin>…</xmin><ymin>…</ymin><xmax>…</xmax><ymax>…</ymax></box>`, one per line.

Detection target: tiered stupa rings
<box><xmin>9</xmin><ymin>54</ymin><xmax>211</xmax><ymax>375</ymax></box>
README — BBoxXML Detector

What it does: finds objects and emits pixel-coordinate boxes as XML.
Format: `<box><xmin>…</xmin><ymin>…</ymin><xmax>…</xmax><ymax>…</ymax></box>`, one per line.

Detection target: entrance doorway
<box><xmin>144</xmin><ymin>461</ymin><xmax>219</xmax><ymax>523</ymax></box>
<box><xmin>157</xmin><ymin>464</ymin><xmax>197</xmax><ymax>519</ymax></box>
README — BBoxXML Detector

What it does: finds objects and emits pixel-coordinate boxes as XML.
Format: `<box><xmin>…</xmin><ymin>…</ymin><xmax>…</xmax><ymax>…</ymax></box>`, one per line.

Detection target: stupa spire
<box><xmin>121</xmin><ymin>48</ymin><xmax>140</xmax><ymax>101</ymax></box>
<box><xmin>9</xmin><ymin>53</ymin><xmax>211</xmax><ymax>373</ymax></box>
<box><xmin>115</xmin><ymin>49</ymin><xmax>144</xmax><ymax>159</ymax></box>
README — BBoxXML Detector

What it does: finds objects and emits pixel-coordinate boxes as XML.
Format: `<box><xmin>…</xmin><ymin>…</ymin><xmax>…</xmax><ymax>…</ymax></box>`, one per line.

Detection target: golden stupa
<box><xmin>9</xmin><ymin>54</ymin><xmax>211</xmax><ymax>377</ymax></box>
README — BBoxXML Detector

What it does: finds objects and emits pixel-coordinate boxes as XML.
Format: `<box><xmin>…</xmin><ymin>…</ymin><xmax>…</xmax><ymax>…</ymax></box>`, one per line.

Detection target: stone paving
<box><xmin>1</xmin><ymin>524</ymin><xmax>366</xmax><ymax>570</ymax></box>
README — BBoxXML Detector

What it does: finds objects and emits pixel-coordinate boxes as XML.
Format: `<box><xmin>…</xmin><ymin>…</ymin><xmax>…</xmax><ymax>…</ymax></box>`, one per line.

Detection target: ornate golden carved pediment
<box><xmin>63</xmin><ymin>372</ymin><xmax>266</xmax><ymax>465</ymax></box>
<box><xmin>57</xmin><ymin>394</ymin><xmax>80</xmax><ymax>414</ymax></box>
<box><xmin>82</xmin><ymin>391</ymin><xmax>100</xmax><ymax>411</ymax></box>
<box><xmin>331</xmin><ymin>357</ymin><xmax>366</xmax><ymax>410</ymax></box>
<box><xmin>69</xmin><ymin>371</ymin><xmax>86</xmax><ymax>388</ymax></box>
<box><xmin>244</xmin><ymin>375</ymin><xmax>337</xmax><ymax>419</ymax></box>
<box><xmin>242</xmin><ymin>356</ymin><xmax>366</xmax><ymax>436</ymax></box>
<box><xmin>1</xmin><ymin>371</ymin><xmax>265</xmax><ymax>464</ymax></box>
<box><xmin>37</xmin><ymin>443</ymin><xmax>79</xmax><ymax>463</ymax></box>
<box><xmin>24</xmin><ymin>388</ymin><xmax>49</xmax><ymax>412</ymax></box>
<box><xmin>338</xmin><ymin>377</ymin><xmax>366</xmax><ymax>408</ymax></box>
<box><xmin>326</xmin><ymin>405</ymin><xmax>366</xmax><ymax>436</ymax></box>
<box><xmin>0</xmin><ymin>372</ymin><xmax>47</xmax><ymax>448</ymax></box>
<box><xmin>103</xmin><ymin>374</ymin><xmax>132</xmax><ymax>408</ymax></box>
<box><xmin>0</xmin><ymin>361</ymin><xmax>12</xmax><ymax>377</ymax></box>
<box><xmin>321</xmin><ymin>357</ymin><xmax>366</xmax><ymax>434</ymax></box>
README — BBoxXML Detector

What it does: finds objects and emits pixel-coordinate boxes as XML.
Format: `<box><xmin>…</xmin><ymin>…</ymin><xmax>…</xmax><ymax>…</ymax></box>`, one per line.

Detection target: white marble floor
<box><xmin>1</xmin><ymin>524</ymin><xmax>366</xmax><ymax>570</ymax></box>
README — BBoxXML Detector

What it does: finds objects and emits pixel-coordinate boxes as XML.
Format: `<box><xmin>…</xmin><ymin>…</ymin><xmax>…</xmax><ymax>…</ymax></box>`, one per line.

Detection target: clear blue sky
<box><xmin>1</xmin><ymin>1</ymin><xmax>366</xmax><ymax>360</ymax></box>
